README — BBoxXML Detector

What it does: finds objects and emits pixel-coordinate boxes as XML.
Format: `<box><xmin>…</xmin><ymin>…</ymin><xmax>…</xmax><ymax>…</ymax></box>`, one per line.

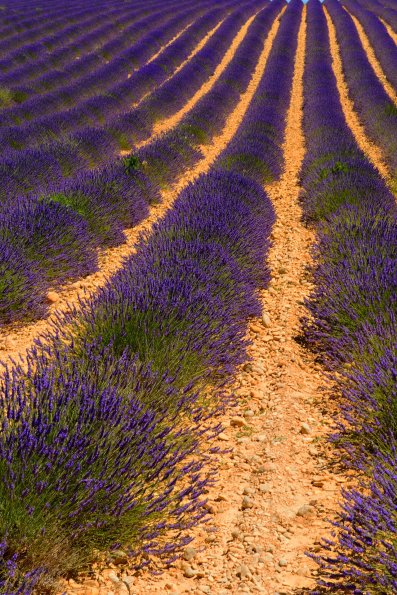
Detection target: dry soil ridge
<box><xmin>379</xmin><ymin>16</ymin><xmax>397</xmax><ymax>44</ymax></box>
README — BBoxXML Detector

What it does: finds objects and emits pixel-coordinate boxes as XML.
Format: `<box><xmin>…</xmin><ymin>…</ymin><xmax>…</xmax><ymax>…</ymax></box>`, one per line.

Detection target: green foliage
<box><xmin>180</xmin><ymin>124</ymin><xmax>208</xmax><ymax>145</ymax></box>
<box><xmin>47</xmin><ymin>192</ymin><xmax>114</xmax><ymax>246</ymax></box>
<box><xmin>0</xmin><ymin>88</ymin><xmax>13</xmax><ymax>108</ymax></box>
<box><xmin>218</xmin><ymin>153</ymin><xmax>274</xmax><ymax>183</ymax></box>
<box><xmin>384</xmin><ymin>102</ymin><xmax>397</xmax><ymax>117</ymax></box>
<box><xmin>122</xmin><ymin>154</ymin><xmax>141</xmax><ymax>173</ymax></box>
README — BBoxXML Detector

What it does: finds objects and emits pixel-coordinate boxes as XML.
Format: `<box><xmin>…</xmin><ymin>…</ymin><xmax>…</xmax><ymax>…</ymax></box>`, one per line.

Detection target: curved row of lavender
<box><xmin>0</xmin><ymin>0</ymin><xmax>265</xmax><ymax>325</ymax></box>
<box><xmin>0</xmin><ymin>5</ymin><xmax>169</xmax><ymax>97</ymax></box>
<box><xmin>341</xmin><ymin>0</ymin><xmax>397</xmax><ymax>91</ymax></box>
<box><xmin>326</xmin><ymin>0</ymin><xmax>397</xmax><ymax>182</ymax></box>
<box><xmin>0</xmin><ymin>1</ymin><xmax>306</xmax><ymax>591</ymax></box>
<box><xmin>356</xmin><ymin>0</ymin><xmax>397</xmax><ymax>32</ymax></box>
<box><xmin>0</xmin><ymin>0</ymin><xmax>239</xmax><ymax>156</ymax></box>
<box><xmin>0</xmin><ymin>1</ymin><xmax>113</xmax><ymax>54</ymax></box>
<box><xmin>0</xmin><ymin>2</ymin><xmax>162</xmax><ymax>104</ymax></box>
<box><xmin>0</xmin><ymin>3</ymin><xmax>142</xmax><ymax>79</ymax></box>
<box><xmin>0</xmin><ymin>3</ymin><xmax>226</xmax><ymax>173</ymax></box>
<box><xmin>215</xmin><ymin>0</ymin><xmax>302</xmax><ymax>183</ymax></box>
<box><xmin>136</xmin><ymin>0</ymin><xmax>283</xmax><ymax>184</ymax></box>
<box><xmin>301</xmin><ymin>1</ymin><xmax>397</xmax><ymax>592</ymax></box>
<box><xmin>0</xmin><ymin>0</ymin><xmax>202</xmax><ymax>123</ymax></box>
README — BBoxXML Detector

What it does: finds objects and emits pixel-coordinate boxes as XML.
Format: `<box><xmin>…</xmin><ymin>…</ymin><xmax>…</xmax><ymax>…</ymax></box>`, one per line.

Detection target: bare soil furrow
<box><xmin>120</xmin><ymin>16</ymin><xmax>226</xmax><ymax>117</ymax></box>
<box><xmin>137</xmin><ymin>12</ymin><xmax>257</xmax><ymax>147</ymax></box>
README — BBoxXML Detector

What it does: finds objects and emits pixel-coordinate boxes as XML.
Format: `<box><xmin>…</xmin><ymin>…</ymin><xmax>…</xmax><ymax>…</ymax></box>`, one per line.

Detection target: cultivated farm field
<box><xmin>0</xmin><ymin>0</ymin><xmax>396</xmax><ymax>593</ymax></box>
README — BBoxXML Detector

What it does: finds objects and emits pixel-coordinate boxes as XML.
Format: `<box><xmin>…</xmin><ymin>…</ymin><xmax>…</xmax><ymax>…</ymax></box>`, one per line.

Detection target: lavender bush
<box><xmin>216</xmin><ymin>0</ymin><xmax>302</xmax><ymax>183</ymax></box>
<box><xmin>0</xmin><ymin>3</ymin><xmax>287</xmax><ymax>591</ymax></box>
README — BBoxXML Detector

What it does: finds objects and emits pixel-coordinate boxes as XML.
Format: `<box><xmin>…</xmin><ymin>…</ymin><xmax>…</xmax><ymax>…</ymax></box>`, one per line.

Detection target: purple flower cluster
<box><xmin>302</xmin><ymin>1</ymin><xmax>397</xmax><ymax>592</ymax></box>
<box><xmin>0</xmin><ymin>4</ymin><xmax>136</xmax><ymax>83</ymax></box>
<box><xmin>0</xmin><ymin>538</ymin><xmax>43</xmax><ymax>595</ymax></box>
<box><xmin>0</xmin><ymin>0</ymin><xmax>196</xmax><ymax>112</ymax></box>
<box><xmin>0</xmin><ymin>3</ymin><xmax>231</xmax><ymax>153</ymax></box>
<box><xmin>0</xmin><ymin>0</ymin><xmax>248</xmax><ymax>323</ymax></box>
<box><xmin>341</xmin><ymin>0</ymin><xmax>397</xmax><ymax>90</ymax></box>
<box><xmin>326</xmin><ymin>0</ymin><xmax>397</xmax><ymax>181</ymax></box>
<box><xmin>0</xmin><ymin>157</ymin><xmax>162</xmax><ymax>323</ymax></box>
<box><xmin>0</xmin><ymin>3</ymin><xmax>205</xmax><ymax>167</ymax></box>
<box><xmin>108</xmin><ymin>4</ymin><xmax>252</xmax><ymax>150</ymax></box>
<box><xmin>0</xmin><ymin>340</ymin><xmax>211</xmax><ymax>590</ymax></box>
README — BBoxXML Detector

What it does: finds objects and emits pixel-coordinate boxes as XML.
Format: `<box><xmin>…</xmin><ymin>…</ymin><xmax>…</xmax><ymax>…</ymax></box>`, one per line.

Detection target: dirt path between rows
<box><xmin>324</xmin><ymin>7</ymin><xmax>391</xmax><ymax>183</ymax></box>
<box><xmin>60</xmin><ymin>7</ymin><xmax>347</xmax><ymax>595</ymax></box>
<box><xmin>0</xmin><ymin>9</ymin><xmax>284</xmax><ymax>369</ymax></box>
<box><xmin>346</xmin><ymin>9</ymin><xmax>397</xmax><ymax>104</ymax></box>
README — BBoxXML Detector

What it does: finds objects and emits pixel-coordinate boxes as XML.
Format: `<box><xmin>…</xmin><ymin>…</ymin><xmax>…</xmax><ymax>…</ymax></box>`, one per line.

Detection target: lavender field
<box><xmin>0</xmin><ymin>0</ymin><xmax>396</xmax><ymax>593</ymax></box>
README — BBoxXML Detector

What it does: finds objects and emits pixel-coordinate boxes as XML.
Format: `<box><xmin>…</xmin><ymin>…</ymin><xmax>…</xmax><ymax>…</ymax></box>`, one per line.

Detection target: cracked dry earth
<box><xmin>60</xmin><ymin>8</ymin><xmax>348</xmax><ymax>595</ymax></box>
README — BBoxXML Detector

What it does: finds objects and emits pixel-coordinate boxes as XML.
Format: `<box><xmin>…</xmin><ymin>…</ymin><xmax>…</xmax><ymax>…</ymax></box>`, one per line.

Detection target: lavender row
<box><xmin>0</xmin><ymin>0</ymin><xmax>266</xmax><ymax>323</ymax></box>
<box><xmin>215</xmin><ymin>0</ymin><xmax>302</xmax><ymax>183</ymax></box>
<box><xmin>0</xmin><ymin>0</ymin><xmax>188</xmax><ymax>93</ymax></box>
<box><xmin>0</xmin><ymin>1</ymin><xmax>255</xmax><ymax>203</ymax></box>
<box><xmin>0</xmin><ymin>3</ymin><xmax>141</xmax><ymax>79</ymax></box>
<box><xmin>109</xmin><ymin>2</ymin><xmax>257</xmax><ymax>151</ymax></box>
<box><xmin>341</xmin><ymin>0</ymin><xmax>397</xmax><ymax>94</ymax></box>
<box><xmin>139</xmin><ymin>0</ymin><xmax>283</xmax><ymax>187</ymax></box>
<box><xmin>0</xmin><ymin>121</ymin><xmax>275</xmax><ymax>595</ymax></box>
<box><xmin>0</xmin><ymin>1</ymin><xmax>296</xmax><ymax>587</ymax></box>
<box><xmin>0</xmin><ymin>1</ymin><xmax>231</xmax><ymax>153</ymax></box>
<box><xmin>301</xmin><ymin>1</ymin><xmax>397</xmax><ymax>591</ymax></box>
<box><xmin>356</xmin><ymin>0</ymin><xmax>397</xmax><ymax>32</ymax></box>
<box><xmin>0</xmin><ymin>4</ymin><xmax>150</xmax><ymax>94</ymax></box>
<box><xmin>327</xmin><ymin>0</ymin><xmax>397</xmax><ymax>181</ymax></box>
<box><xmin>0</xmin><ymin>1</ymin><xmax>123</xmax><ymax>58</ymax></box>
<box><xmin>0</xmin><ymin>0</ymin><xmax>198</xmax><ymax>121</ymax></box>
<box><xmin>0</xmin><ymin>4</ymin><xmax>95</xmax><ymax>50</ymax></box>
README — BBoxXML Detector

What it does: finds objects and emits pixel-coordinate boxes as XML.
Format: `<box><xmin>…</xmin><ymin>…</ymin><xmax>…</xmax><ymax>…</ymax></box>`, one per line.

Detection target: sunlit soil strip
<box><xmin>146</xmin><ymin>20</ymin><xmax>195</xmax><ymax>65</ymax></box>
<box><xmin>0</xmin><ymin>8</ymin><xmax>285</xmax><ymax>369</ymax></box>
<box><xmin>346</xmin><ymin>9</ymin><xmax>397</xmax><ymax>104</ymax></box>
<box><xmin>154</xmin><ymin>17</ymin><xmax>225</xmax><ymax>74</ymax></box>
<box><xmin>259</xmin><ymin>9</ymin><xmax>337</xmax><ymax>589</ymax></box>
<box><xmin>324</xmin><ymin>6</ymin><xmax>391</xmax><ymax>183</ymax></box>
